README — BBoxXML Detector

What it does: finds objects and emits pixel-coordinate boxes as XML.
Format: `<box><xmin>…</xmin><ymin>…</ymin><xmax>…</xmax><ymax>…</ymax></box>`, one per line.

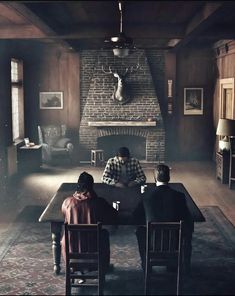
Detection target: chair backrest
<box><xmin>146</xmin><ymin>221</ymin><xmax>183</xmax><ymax>266</ymax></box>
<box><xmin>38</xmin><ymin>125</ymin><xmax>44</xmax><ymax>145</ymax></box>
<box><xmin>145</xmin><ymin>221</ymin><xmax>184</xmax><ymax>296</ymax></box>
<box><xmin>38</xmin><ymin>124</ymin><xmax>67</xmax><ymax>146</ymax></box>
<box><xmin>65</xmin><ymin>222</ymin><xmax>102</xmax><ymax>270</ymax></box>
<box><xmin>64</xmin><ymin>223</ymin><xmax>103</xmax><ymax>295</ymax></box>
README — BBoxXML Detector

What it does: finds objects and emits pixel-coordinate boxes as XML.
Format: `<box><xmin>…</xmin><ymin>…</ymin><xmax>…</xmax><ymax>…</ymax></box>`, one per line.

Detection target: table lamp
<box><xmin>216</xmin><ymin>118</ymin><xmax>235</xmax><ymax>151</ymax></box>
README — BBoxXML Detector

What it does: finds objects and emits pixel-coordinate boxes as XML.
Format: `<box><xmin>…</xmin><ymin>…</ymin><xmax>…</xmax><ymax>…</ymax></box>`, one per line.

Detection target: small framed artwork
<box><xmin>184</xmin><ymin>88</ymin><xmax>203</xmax><ymax>115</ymax></box>
<box><xmin>39</xmin><ymin>92</ymin><xmax>63</xmax><ymax>109</ymax></box>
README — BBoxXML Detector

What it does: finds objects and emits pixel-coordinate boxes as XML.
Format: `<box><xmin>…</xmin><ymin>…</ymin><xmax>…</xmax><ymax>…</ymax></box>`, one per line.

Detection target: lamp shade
<box><xmin>216</xmin><ymin>119</ymin><xmax>235</xmax><ymax>136</ymax></box>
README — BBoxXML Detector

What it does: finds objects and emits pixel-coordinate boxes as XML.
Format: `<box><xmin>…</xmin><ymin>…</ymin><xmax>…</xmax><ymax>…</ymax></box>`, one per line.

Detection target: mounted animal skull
<box><xmin>102</xmin><ymin>64</ymin><xmax>140</xmax><ymax>104</ymax></box>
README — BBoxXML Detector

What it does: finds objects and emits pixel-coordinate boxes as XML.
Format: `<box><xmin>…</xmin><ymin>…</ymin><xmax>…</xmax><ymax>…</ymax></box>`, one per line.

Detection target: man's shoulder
<box><xmin>107</xmin><ymin>156</ymin><xmax>118</xmax><ymax>163</ymax></box>
<box><xmin>170</xmin><ymin>187</ymin><xmax>185</xmax><ymax>197</ymax></box>
<box><xmin>62</xmin><ymin>195</ymin><xmax>77</xmax><ymax>208</ymax></box>
<box><xmin>147</xmin><ymin>185</ymin><xmax>185</xmax><ymax>198</ymax></box>
<box><xmin>129</xmin><ymin>157</ymin><xmax>140</xmax><ymax>164</ymax></box>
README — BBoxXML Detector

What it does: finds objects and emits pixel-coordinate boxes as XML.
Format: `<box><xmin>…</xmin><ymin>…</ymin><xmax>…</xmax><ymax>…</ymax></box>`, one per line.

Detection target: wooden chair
<box><xmin>144</xmin><ymin>221</ymin><xmax>184</xmax><ymax>296</ymax></box>
<box><xmin>64</xmin><ymin>223</ymin><xmax>104</xmax><ymax>295</ymax></box>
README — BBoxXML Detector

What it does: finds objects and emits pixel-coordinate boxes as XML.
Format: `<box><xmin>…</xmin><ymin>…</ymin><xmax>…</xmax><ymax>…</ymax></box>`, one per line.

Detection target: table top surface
<box><xmin>39</xmin><ymin>182</ymin><xmax>205</xmax><ymax>224</ymax></box>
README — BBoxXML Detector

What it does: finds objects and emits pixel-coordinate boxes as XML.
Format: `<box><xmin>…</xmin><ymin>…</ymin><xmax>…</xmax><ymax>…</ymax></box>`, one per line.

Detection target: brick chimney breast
<box><xmin>79</xmin><ymin>50</ymin><xmax>165</xmax><ymax>162</ymax></box>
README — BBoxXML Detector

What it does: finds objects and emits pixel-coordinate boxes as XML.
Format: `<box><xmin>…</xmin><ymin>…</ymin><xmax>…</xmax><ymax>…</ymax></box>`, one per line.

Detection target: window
<box><xmin>11</xmin><ymin>58</ymin><xmax>24</xmax><ymax>141</ymax></box>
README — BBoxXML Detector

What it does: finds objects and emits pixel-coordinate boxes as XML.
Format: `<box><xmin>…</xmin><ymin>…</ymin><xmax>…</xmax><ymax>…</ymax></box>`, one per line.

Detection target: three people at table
<box><xmin>132</xmin><ymin>164</ymin><xmax>193</xmax><ymax>272</ymax></box>
<box><xmin>61</xmin><ymin>150</ymin><xmax>193</xmax><ymax>275</ymax></box>
<box><xmin>61</xmin><ymin>171</ymin><xmax>118</xmax><ymax>274</ymax></box>
<box><xmin>101</xmin><ymin>146</ymin><xmax>146</xmax><ymax>187</ymax></box>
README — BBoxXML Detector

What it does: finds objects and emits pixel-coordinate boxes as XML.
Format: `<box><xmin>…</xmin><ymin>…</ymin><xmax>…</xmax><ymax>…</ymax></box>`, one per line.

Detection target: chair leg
<box><xmin>144</xmin><ymin>263</ymin><xmax>150</xmax><ymax>295</ymax></box>
<box><xmin>65</xmin><ymin>279</ymin><xmax>71</xmax><ymax>296</ymax></box>
<box><xmin>176</xmin><ymin>258</ymin><xmax>183</xmax><ymax>296</ymax></box>
<box><xmin>98</xmin><ymin>273</ymin><xmax>105</xmax><ymax>295</ymax></box>
<box><xmin>66</xmin><ymin>267</ymin><xmax>72</xmax><ymax>296</ymax></box>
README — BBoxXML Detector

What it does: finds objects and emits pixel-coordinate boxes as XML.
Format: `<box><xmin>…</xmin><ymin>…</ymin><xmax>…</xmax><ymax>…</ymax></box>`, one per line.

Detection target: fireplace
<box><xmin>98</xmin><ymin>135</ymin><xmax>146</xmax><ymax>160</ymax></box>
<box><xmin>79</xmin><ymin>50</ymin><xmax>165</xmax><ymax>162</ymax></box>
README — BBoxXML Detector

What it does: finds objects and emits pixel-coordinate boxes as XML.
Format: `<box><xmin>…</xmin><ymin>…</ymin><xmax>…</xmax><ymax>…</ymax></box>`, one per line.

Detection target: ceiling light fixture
<box><xmin>105</xmin><ymin>1</ymin><xmax>135</xmax><ymax>58</ymax></box>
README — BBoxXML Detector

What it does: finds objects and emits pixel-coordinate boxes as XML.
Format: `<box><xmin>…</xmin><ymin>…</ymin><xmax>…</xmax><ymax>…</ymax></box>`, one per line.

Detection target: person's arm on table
<box><xmin>127</xmin><ymin>159</ymin><xmax>146</xmax><ymax>187</ymax></box>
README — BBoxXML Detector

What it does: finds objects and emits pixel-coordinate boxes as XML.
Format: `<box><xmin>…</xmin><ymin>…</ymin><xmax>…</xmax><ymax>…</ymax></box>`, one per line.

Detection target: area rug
<box><xmin>0</xmin><ymin>206</ymin><xmax>234</xmax><ymax>295</ymax></box>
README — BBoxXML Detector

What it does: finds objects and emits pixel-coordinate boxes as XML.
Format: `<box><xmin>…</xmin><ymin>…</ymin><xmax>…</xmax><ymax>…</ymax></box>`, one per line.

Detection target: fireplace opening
<box><xmin>98</xmin><ymin>135</ymin><xmax>146</xmax><ymax>161</ymax></box>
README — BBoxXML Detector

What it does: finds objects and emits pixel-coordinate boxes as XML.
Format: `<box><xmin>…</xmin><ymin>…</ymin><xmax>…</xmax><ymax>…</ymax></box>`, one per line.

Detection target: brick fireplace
<box><xmin>79</xmin><ymin>50</ymin><xmax>165</xmax><ymax>162</ymax></box>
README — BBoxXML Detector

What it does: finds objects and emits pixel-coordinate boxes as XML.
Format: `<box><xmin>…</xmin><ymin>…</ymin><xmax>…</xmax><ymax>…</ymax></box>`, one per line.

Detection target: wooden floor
<box><xmin>1</xmin><ymin>160</ymin><xmax>235</xmax><ymax>227</ymax></box>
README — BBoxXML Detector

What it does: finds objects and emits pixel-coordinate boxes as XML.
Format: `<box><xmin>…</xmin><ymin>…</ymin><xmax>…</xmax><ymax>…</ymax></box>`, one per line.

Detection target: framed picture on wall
<box><xmin>184</xmin><ymin>88</ymin><xmax>203</xmax><ymax>115</ymax></box>
<box><xmin>39</xmin><ymin>92</ymin><xmax>63</xmax><ymax>109</ymax></box>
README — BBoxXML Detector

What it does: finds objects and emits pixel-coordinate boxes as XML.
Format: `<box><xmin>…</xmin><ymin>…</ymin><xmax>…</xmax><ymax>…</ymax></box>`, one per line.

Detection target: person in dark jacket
<box><xmin>61</xmin><ymin>171</ymin><xmax>118</xmax><ymax>274</ymax></box>
<box><xmin>132</xmin><ymin>164</ymin><xmax>193</xmax><ymax>272</ymax></box>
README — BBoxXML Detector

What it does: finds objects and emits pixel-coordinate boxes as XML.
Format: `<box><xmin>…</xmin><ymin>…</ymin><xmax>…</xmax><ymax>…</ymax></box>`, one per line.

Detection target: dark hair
<box><xmin>77</xmin><ymin>171</ymin><xmax>94</xmax><ymax>192</ymax></box>
<box><xmin>155</xmin><ymin>164</ymin><xmax>170</xmax><ymax>183</ymax></box>
<box><xmin>117</xmin><ymin>147</ymin><xmax>130</xmax><ymax>157</ymax></box>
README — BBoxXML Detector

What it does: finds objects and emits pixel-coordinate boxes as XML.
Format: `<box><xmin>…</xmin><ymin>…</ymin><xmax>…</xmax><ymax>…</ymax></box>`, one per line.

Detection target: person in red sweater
<box><xmin>61</xmin><ymin>171</ymin><xmax>118</xmax><ymax>274</ymax></box>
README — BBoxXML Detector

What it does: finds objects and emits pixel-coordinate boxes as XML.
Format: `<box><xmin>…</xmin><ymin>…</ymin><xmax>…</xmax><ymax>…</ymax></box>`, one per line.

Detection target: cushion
<box><xmin>54</xmin><ymin>137</ymin><xmax>72</xmax><ymax>148</ymax></box>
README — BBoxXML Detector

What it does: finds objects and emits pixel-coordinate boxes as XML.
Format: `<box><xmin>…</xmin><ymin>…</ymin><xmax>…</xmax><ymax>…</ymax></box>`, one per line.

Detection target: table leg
<box><xmin>51</xmin><ymin>222</ymin><xmax>62</xmax><ymax>275</ymax></box>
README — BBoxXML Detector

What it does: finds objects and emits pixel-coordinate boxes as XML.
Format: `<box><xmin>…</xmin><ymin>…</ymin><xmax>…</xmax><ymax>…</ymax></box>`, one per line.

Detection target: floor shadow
<box><xmin>14</xmin><ymin>205</ymin><xmax>45</xmax><ymax>223</ymax></box>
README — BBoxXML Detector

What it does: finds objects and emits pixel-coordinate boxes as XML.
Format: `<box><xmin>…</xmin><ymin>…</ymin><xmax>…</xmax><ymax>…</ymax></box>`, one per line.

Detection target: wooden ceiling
<box><xmin>0</xmin><ymin>1</ymin><xmax>235</xmax><ymax>52</ymax></box>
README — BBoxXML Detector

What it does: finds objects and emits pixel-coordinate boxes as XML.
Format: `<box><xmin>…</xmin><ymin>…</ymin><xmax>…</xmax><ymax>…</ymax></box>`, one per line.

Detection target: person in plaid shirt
<box><xmin>101</xmin><ymin>147</ymin><xmax>146</xmax><ymax>187</ymax></box>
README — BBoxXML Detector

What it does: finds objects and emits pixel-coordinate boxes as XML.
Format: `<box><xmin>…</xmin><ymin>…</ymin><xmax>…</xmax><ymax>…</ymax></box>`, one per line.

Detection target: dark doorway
<box><xmin>98</xmin><ymin>135</ymin><xmax>146</xmax><ymax>160</ymax></box>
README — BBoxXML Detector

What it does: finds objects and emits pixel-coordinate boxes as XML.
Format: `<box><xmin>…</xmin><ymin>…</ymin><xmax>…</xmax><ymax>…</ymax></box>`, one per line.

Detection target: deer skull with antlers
<box><xmin>102</xmin><ymin>64</ymin><xmax>140</xmax><ymax>105</ymax></box>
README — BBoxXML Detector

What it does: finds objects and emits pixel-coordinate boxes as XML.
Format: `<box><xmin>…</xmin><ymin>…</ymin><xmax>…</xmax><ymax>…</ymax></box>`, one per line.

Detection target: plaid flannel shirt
<box><xmin>101</xmin><ymin>156</ymin><xmax>146</xmax><ymax>186</ymax></box>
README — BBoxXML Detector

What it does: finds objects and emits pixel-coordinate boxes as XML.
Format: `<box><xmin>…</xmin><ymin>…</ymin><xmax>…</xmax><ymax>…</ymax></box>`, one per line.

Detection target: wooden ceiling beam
<box><xmin>3</xmin><ymin>2</ymin><xmax>54</xmax><ymax>36</ymax></box>
<box><xmin>172</xmin><ymin>2</ymin><xmax>230</xmax><ymax>50</ymax></box>
<box><xmin>59</xmin><ymin>23</ymin><xmax>185</xmax><ymax>40</ymax></box>
<box><xmin>0</xmin><ymin>3</ymin><xmax>27</xmax><ymax>23</ymax></box>
<box><xmin>0</xmin><ymin>24</ymin><xmax>45</xmax><ymax>38</ymax></box>
<box><xmin>2</xmin><ymin>2</ymin><xmax>75</xmax><ymax>50</ymax></box>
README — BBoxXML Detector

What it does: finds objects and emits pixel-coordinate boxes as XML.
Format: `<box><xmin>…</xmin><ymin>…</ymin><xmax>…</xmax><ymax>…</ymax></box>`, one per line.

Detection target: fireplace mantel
<box><xmin>88</xmin><ymin>121</ymin><xmax>156</xmax><ymax>127</ymax></box>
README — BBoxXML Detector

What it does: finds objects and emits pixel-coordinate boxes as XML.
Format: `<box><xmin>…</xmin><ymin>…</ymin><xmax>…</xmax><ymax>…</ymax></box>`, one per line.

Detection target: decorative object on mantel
<box><xmin>104</xmin><ymin>1</ymin><xmax>136</xmax><ymax>58</ymax></box>
<box><xmin>216</xmin><ymin>118</ymin><xmax>235</xmax><ymax>152</ymax></box>
<box><xmin>184</xmin><ymin>88</ymin><xmax>203</xmax><ymax>115</ymax></box>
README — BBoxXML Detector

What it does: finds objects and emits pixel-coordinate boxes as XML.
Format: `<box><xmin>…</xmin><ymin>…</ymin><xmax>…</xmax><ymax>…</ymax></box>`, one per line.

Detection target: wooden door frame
<box><xmin>219</xmin><ymin>78</ymin><xmax>235</xmax><ymax>119</ymax></box>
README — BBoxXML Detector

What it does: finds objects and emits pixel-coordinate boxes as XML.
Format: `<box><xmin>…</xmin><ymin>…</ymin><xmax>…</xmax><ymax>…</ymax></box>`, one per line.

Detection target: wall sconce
<box><xmin>216</xmin><ymin>118</ymin><xmax>235</xmax><ymax>151</ymax></box>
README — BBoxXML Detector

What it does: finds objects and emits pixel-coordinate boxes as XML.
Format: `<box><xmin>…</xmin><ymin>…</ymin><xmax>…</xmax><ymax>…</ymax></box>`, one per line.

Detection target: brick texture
<box><xmin>79</xmin><ymin>50</ymin><xmax>165</xmax><ymax>162</ymax></box>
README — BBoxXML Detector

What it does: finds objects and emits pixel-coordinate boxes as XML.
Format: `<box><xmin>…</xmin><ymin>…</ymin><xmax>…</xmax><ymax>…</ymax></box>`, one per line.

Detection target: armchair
<box><xmin>38</xmin><ymin>124</ymin><xmax>74</xmax><ymax>164</ymax></box>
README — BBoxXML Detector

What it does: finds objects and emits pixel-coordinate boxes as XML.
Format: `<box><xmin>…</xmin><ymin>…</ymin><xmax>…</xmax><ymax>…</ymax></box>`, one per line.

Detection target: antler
<box><xmin>102</xmin><ymin>63</ymin><xmax>140</xmax><ymax>78</ymax></box>
<box><xmin>123</xmin><ymin>63</ymin><xmax>140</xmax><ymax>77</ymax></box>
<box><xmin>102</xmin><ymin>65</ymin><xmax>121</xmax><ymax>79</ymax></box>
<box><xmin>101</xmin><ymin>65</ymin><xmax>114</xmax><ymax>75</ymax></box>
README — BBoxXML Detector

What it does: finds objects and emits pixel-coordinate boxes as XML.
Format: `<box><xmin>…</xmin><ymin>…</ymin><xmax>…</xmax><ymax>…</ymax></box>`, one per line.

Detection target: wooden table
<box><xmin>39</xmin><ymin>183</ymin><xmax>205</xmax><ymax>274</ymax></box>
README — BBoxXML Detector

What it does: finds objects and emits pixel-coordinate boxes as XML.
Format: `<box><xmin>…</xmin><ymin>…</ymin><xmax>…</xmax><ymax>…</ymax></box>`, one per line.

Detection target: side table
<box><xmin>216</xmin><ymin>151</ymin><xmax>229</xmax><ymax>184</ymax></box>
<box><xmin>18</xmin><ymin>145</ymin><xmax>42</xmax><ymax>173</ymax></box>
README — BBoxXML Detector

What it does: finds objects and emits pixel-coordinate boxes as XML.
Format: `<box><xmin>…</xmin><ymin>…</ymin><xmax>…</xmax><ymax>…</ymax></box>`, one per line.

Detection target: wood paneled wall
<box><xmin>38</xmin><ymin>44</ymin><xmax>80</xmax><ymax>130</ymax></box>
<box><xmin>0</xmin><ymin>40</ymin><xmax>81</xmax><ymax>197</ymax></box>
<box><xmin>168</xmin><ymin>47</ymin><xmax>216</xmax><ymax>160</ymax></box>
<box><xmin>39</xmin><ymin>44</ymin><xmax>80</xmax><ymax>157</ymax></box>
